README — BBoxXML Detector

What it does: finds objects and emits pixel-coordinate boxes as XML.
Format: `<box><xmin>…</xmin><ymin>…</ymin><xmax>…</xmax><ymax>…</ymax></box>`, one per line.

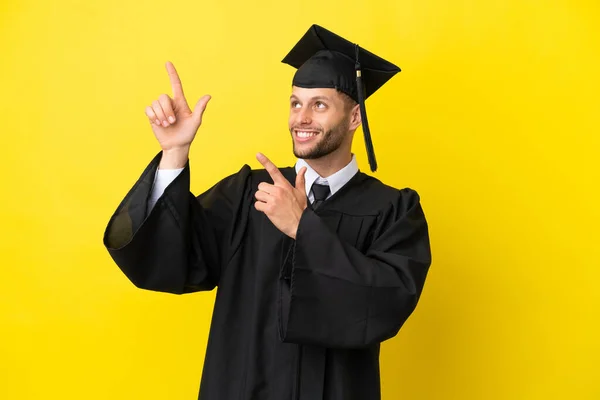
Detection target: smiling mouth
<box><xmin>294</xmin><ymin>130</ymin><xmax>320</xmax><ymax>139</ymax></box>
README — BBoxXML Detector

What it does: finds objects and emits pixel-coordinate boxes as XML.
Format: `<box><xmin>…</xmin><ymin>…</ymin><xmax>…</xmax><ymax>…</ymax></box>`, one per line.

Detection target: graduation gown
<box><xmin>103</xmin><ymin>151</ymin><xmax>431</xmax><ymax>400</ymax></box>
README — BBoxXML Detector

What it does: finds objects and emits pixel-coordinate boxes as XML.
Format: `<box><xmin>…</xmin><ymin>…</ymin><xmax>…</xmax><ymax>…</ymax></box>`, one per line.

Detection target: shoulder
<box><xmin>248</xmin><ymin>166</ymin><xmax>296</xmax><ymax>186</ymax></box>
<box><xmin>214</xmin><ymin>164</ymin><xmax>254</xmax><ymax>189</ymax></box>
<box><xmin>357</xmin><ymin>172</ymin><xmax>422</xmax><ymax>213</ymax></box>
<box><xmin>206</xmin><ymin>165</ymin><xmax>296</xmax><ymax>196</ymax></box>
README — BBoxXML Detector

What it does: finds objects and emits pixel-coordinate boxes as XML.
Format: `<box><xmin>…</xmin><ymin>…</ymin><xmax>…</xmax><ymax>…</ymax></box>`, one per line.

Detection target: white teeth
<box><xmin>297</xmin><ymin>131</ymin><xmax>317</xmax><ymax>138</ymax></box>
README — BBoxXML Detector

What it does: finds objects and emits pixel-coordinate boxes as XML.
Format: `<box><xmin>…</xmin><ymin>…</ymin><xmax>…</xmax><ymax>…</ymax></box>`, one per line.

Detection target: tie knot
<box><xmin>311</xmin><ymin>183</ymin><xmax>331</xmax><ymax>202</ymax></box>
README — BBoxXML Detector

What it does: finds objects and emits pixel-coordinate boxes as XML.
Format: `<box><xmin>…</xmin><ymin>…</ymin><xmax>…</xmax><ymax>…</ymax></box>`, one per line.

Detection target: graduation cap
<box><xmin>282</xmin><ymin>24</ymin><xmax>401</xmax><ymax>172</ymax></box>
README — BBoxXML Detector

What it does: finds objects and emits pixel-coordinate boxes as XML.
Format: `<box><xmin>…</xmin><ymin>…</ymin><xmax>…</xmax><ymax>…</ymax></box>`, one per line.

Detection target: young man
<box><xmin>104</xmin><ymin>24</ymin><xmax>431</xmax><ymax>400</ymax></box>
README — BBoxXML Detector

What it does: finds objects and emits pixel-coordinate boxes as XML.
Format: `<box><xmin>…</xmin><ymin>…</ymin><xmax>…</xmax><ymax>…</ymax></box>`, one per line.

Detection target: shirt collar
<box><xmin>294</xmin><ymin>154</ymin><xmax>359</xmax><ymax>198</ymax></box>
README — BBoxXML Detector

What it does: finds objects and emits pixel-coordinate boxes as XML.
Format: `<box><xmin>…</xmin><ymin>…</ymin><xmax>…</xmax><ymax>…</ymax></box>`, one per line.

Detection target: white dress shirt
<box><xmin>147</xmin><ymin>155</ymin><xmax>359</xmax><ymax>212</ymax></box>
<box><xmin>295</xmin><ymin>155</ymin><xmax>359</xmax><ymax>203</ymax></box>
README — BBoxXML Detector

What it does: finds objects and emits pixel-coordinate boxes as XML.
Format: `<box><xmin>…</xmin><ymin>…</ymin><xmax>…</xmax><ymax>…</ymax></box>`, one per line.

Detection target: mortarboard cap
<box><xmin>282</xmin><ymin>24</ymin><xmax>401</xmax><ymax>172</ymax></box>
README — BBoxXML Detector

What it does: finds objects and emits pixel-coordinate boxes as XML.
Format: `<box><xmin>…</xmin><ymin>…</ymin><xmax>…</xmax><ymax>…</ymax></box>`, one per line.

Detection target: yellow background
<box><xmin>1</xmin><ymin>0</ymin><xmax>599</xmax><ymax>398</ymax></box>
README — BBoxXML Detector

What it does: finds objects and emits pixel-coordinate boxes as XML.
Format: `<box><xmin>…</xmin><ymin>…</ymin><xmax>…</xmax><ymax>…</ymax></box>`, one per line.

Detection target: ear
<box><xmin>348</xmin><ymin>103</ymin><xmax>362</xmax><ymax>130</ymax></box>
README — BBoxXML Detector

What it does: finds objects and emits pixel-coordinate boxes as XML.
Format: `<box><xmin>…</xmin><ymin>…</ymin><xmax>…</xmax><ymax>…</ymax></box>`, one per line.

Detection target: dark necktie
<box><xmin>311</xmin><ymin>183</ymin><xmax>331</xmax><ymax>210</ymax></box>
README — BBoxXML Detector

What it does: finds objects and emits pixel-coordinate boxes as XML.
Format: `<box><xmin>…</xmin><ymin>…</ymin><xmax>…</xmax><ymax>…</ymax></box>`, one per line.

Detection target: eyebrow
<box><xmin>290</xmin><ymin>95</ymin><xmax>332</xmax><ymax>102</ymax></box>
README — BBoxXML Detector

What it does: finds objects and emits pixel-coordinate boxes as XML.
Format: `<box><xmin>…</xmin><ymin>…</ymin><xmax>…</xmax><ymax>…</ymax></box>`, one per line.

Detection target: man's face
<box><xmin>288</xmin><ymin>86</ymin><xmax>355</xmax><ymax>160</ymax></box>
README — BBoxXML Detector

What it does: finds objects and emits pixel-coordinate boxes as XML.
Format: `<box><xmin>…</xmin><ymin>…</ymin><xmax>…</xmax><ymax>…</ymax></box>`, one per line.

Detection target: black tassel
<box><xmin>355</xmin><ymin>44</ymin><xmax>377</xmax><ymax>172</ymax></box>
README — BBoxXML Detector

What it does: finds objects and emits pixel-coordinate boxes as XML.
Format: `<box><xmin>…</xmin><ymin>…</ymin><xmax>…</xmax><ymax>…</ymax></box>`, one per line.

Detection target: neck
<box><xmin>304</xmin><ymin>147</ymin><xmax>352</xmax><ymax>178</ymax></box>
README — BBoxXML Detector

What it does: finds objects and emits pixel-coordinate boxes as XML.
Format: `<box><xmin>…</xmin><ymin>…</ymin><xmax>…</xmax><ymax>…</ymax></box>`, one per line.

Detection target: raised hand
<box><xmin>145</xmin><ymin>61</ymin><xmax>211</xmax><ymax>168</ymax></box>
<box><xmin>254</xmin><ymin>153</ymin><xmax>308</xmax><ymax>239</ymax></box>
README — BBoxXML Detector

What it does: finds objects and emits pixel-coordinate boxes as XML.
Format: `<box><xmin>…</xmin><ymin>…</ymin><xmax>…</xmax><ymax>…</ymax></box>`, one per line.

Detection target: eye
<box><xmin>315</xmin><ymin>101</ymin><xmax>327</xmax><ymax>109</ymax></box>
<box><xmin>291</xmin><ymin>101</ymin><xmax>301</xmax><ymax>109</ymax></box>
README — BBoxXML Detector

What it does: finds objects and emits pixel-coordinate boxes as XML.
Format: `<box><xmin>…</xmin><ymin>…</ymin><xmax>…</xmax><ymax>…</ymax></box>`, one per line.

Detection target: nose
<box><xmin>297</xmin><ymin>107</ymin><xmax>312</xmax><ymax>125</ymax></box>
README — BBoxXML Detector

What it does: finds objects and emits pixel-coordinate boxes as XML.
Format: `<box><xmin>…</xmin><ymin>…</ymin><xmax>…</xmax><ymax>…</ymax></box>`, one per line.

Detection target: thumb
<box><xmin>295</xmin><ymin>167</ymin><xmax>307</xmax><ymax>192</ymax></box>
<box><xmin>193</xmin><ymin>95</ymin><xmax>212</xmax><ymax>124</ymax></box>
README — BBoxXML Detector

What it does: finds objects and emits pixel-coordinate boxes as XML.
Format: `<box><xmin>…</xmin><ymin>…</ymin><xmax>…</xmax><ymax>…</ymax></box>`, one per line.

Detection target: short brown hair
<box><xmin>336</xmin><ymin>90</ymin><xmax>358</xmax><ymax>111</ymax></box>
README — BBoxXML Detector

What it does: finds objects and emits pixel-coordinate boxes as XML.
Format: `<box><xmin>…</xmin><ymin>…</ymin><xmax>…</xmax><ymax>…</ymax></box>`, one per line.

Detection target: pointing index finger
<box><xmin>165</xmin><ymin>61</ymin><xmax>186</xmax><ymax>101</ymax></box>
<box><xmin>257</xmin><ymin>153</ymin><xmax>288</xmax><ymax>186</ymax></box>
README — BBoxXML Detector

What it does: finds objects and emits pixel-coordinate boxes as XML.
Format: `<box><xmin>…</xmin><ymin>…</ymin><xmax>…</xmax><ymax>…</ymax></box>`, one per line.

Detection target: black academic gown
<box><xmin>103</xmin><ymin>151</ymin><xmax>432</xmax><ymax>400</ymax></box>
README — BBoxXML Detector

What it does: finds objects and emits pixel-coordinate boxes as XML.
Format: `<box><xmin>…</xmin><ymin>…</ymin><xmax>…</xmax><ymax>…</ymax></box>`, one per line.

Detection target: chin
<box><xmin>293</xmin><ymin>144</ymin><xmax>335</xmax><ymax>160</ymax></box>
<box><xmin>293</xmin><ymin>148</ymin><xmax>314</xmax><ymax>160</ymax></box>
<box><xmin>294</xmin><ymin>150</ymin><xmax>314</xmax><ymax>160</ymax></box>
<box><xmin>293</xmin><ymin>142</ymin><xmax>316</xmax><ymax>159</ymax></box>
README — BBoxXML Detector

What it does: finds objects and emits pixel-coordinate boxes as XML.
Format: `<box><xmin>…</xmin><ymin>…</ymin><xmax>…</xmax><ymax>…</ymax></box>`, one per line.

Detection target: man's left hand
<box><xmin>255</xmin><ymin>153</ymin><xmax>308</xmax><ymax>239</ymax></box>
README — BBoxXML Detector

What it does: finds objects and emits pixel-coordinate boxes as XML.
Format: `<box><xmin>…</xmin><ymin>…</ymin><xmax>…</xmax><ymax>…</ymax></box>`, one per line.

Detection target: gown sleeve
<box><xmin>103</xmin><ymin>151</ymin><xmax>251</xmax><ymax>294</ymax></box>
<box><xmin>278</xmin><ymin>188</ymin><xmax>432</xmax><ymax>348</ymax></box>
<box><xmin>147</xmin><ymin>167</ymin><xmax>184</xmax><ymax>212</ymax></box>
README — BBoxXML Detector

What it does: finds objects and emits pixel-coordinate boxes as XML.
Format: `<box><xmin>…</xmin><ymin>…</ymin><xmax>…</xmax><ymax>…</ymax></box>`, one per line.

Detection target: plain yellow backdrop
<box><xmin>1</xmin><ymin>0</ymin><xmax>599</xmax><ymax>399</ymax></box>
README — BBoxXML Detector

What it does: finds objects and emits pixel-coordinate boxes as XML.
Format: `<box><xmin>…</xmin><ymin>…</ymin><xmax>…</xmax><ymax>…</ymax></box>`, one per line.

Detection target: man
<box><xmin>103</xmin><ymin>24</ymin><xmax>431</xmax><ymax>400</ymax></box>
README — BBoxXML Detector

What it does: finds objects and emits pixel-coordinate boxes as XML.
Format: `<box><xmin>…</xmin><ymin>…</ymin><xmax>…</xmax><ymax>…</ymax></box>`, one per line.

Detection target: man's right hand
<box><xmin>145</xmin><ymin>61</ymin><xmax>211</xmax><ymax>169</ymax></box>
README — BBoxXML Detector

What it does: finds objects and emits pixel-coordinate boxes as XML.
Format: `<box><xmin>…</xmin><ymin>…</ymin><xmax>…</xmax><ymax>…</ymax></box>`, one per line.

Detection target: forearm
<box><xmin>148</xmin><ymin>167</ymin><xmax>184</xmax><ymax>212</ymax></box>
<box><xmin>103</xmin><ymin>152</ymin><xmax>220</xmax><ymax>294</ymax></box>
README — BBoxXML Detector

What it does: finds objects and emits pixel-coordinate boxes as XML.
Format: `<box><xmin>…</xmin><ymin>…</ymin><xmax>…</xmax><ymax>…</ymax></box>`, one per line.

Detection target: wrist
<box><xmin>289</xmin><ymin>209</ymin><xmax>304</xmax><ymax>240</ymax></box>
<box><xmin>160</xmin><ymin>147</ymin><xmax>190</xmax><ymax>169</ymax></box>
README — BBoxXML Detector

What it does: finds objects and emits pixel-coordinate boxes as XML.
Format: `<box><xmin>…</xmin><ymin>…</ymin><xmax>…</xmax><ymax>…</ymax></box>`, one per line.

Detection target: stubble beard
<box><xmin>291</xmin><ymin>119</ymin><xmax>350</xmax><ymax>160</ymax></box>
